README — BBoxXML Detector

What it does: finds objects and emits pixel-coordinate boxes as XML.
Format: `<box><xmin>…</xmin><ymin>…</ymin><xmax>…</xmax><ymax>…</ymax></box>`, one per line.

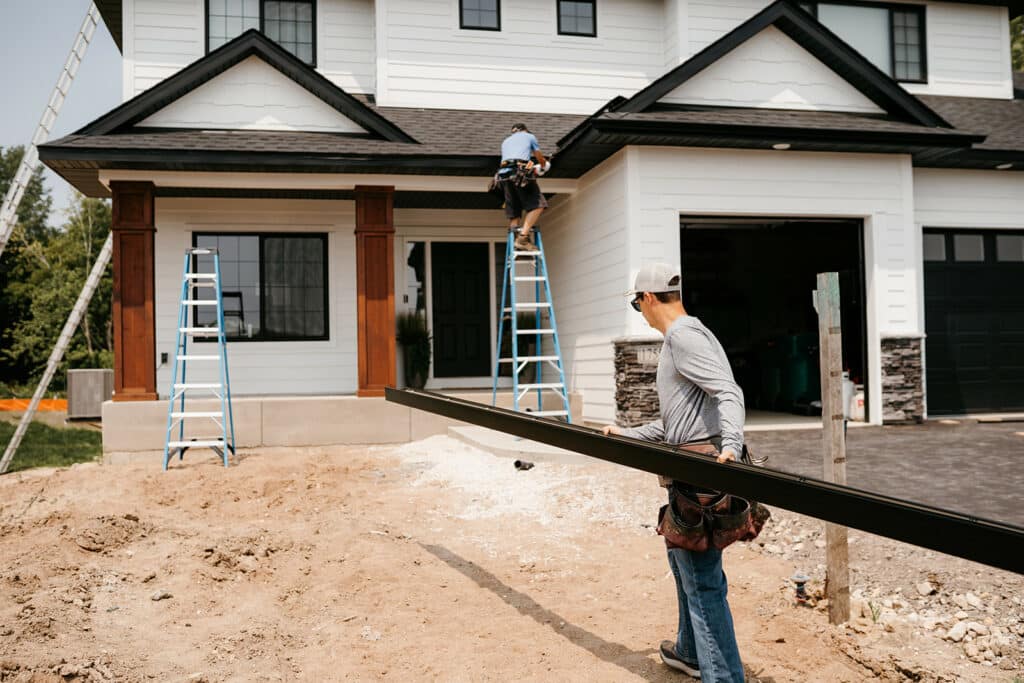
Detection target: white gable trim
<box><xmin>138</xmin><ymin>56</ymin><xmax>369</xmax><ymax>133</ymax></box>
<box><xmin>659</xmin><ymin>26</ymin><xmax>885</xmax><ymax>114</ymax></box>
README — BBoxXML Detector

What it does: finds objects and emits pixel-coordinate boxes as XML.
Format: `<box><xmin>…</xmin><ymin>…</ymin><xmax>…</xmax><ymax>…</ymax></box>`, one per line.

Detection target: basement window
<box><xmin>799</xmin><ymin>2</ymin><xmax>927</xmax><ymax>83</ymax></box>
<box><xmin>207</xmin><ymin>0</ymin><xmax>316</xmax><ymax>66</ymax></box>
<box><xmin>192</xmin><ymin>233</ymin><xmax>328</xmax><ymax>341</ymax></box>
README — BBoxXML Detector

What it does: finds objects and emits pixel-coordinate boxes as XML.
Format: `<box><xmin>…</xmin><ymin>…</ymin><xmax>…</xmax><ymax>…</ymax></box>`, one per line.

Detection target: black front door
<box><xmin>924</xmin><ymin>230</ymin><xmax>1024</xmax><ymax>414</ymax></box>
<box><xmin>431</xmin><ymin>242</ymin><xmax>491</xmax><ymax>377</ymax></box>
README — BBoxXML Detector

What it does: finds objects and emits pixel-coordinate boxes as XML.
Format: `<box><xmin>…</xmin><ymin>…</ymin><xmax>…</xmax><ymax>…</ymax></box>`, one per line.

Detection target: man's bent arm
<box><xmin>620</xmin><ymin>419</ymin><xmax>666</xmax><ymax>443</ymax></box>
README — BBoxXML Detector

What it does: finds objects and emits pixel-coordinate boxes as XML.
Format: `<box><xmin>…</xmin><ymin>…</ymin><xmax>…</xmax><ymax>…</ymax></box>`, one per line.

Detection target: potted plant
<box><xmin>396</xmin><ymin>311</ymin><xmax>431</xmax><ymax>389</ymax></box>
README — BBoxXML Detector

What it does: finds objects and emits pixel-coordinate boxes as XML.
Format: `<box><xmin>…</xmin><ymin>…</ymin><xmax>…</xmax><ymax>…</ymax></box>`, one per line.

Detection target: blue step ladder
<box><xmin>163</xmin><ymin>247</ymin><xmax>236</xmax><ymax>469</ymax></box>
<box><xmin>492</xmin><ymin>230</ymin><xmax>572</xmax><ymax>422</ymax></box>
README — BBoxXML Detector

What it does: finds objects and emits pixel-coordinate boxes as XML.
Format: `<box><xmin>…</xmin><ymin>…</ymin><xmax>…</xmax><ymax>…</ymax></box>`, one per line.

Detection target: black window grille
<box><xmin>460</xmin><ymin>0</ymin><xmax>501</xmax><ymax>31</ymax></box>
<box><xmin>558</xmin><ymin>0</ymin><xmax>596</xmax><ymax>37</ymax></box>
<box><xmin>206</xmin><ymin>0</ymin><xmax>316</xmax><ymax>65</ymax></box>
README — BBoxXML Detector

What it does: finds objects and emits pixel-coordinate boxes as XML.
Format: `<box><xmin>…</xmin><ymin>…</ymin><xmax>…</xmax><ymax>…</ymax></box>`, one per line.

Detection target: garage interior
<box><xmin>679</xmin><ymin>218</ymin><xmax>867</xmax><ymax>420</ymax></box>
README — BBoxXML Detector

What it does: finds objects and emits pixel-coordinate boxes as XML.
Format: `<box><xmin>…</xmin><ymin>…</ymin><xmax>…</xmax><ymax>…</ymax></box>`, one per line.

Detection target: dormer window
<box><xmin>207</xmin><ymin>0</ymin><xmax>316</xmax><ymax>66</ymax></box>
<box><xmin>800</xmin><ymin>2</ymin><xmax>926</xmax><ymax>83</ymax></box>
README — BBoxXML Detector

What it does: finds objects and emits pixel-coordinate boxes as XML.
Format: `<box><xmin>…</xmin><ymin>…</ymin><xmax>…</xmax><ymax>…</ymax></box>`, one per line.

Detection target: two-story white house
<box><xmin>39</xmin><ymin>0</ymin><xmax>1024</xmax><ymax>451</ymax></box>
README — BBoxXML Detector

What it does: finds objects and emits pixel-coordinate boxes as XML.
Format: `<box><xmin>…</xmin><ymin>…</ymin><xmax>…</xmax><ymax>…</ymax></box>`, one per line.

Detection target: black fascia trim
<box><xmin>459</xmin><ymin>0</ymin><xmax>502</xmax><ymax>30</ymax></box>
<box><xmin>590</xmin><ymin>117</ymin><xmax>984</xmax><ymax>147</ymax></box>
<box><xmin>386</xmin><ymin>388</ymin><xmax>1024</xmax><ymax>575</ymax></box>
<box><xmin>553</xmin><ymin>95</ymin><xmax>627</xmax><ymax>150</ymax></box>
<box><xmin>557</xmin><ymin>0</ymin><xmax>597</xmax><ymax>37</ymax></box>
<box><xmin>75</xmin><ymin>30</ymin><xmax>416</xmax><ymax>143</ymax></box>
<box><xmin>616</xmin><ymin>0</ymin><xmax>950</xmax><ymax>129</ymax></box>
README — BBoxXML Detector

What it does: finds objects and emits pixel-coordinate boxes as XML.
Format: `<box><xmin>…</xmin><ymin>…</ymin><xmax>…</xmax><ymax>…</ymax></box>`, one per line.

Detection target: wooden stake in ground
<box><xmin>813</xmin><ymin>272</ymin><xmax>850</xmax><ymax>624</ymax></box>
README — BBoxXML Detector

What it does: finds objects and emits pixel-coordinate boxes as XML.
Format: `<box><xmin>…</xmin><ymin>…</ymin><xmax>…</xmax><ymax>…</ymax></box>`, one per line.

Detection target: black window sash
<box><xmin>459</xmin><ymin>0</ymin><xmax>502</xmax><ymax>31</ymax></box>
<box><xmin>557</xmin><ymin>0</ymin><xmax>597</xmax><ymax>37</ymax></box>
<box><xmin>205</xmin><ymin>0</ymin><xmax>317</xmax><ymax>66</ymax></box>
<box><xmin>191</xmin><ymin>232</ymin><xmax>329</xmax><ymax>342</ymax></box>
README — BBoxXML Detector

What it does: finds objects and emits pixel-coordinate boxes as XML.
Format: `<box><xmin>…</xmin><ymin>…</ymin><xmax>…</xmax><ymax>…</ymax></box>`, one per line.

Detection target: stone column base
<box><xmin>613</xmin><ymin>336</ymin><xmax>663</xmax><ymax>427</ymax></box>
<box><xmin>881</xmin><ymin>336</ymin><xmax>924</xmax><ymax>423</ymax></box>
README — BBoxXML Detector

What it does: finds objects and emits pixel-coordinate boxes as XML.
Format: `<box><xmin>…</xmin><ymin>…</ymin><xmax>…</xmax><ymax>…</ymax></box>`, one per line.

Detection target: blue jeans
<box><xmin>667</xmin><ymin>547</ymin><xmax>745</xmax><ymax>682</ymax></box>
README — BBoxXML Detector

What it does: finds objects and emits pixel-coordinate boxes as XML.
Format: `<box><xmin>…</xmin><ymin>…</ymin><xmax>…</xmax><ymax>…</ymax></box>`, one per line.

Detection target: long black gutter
<box><xmin>385</xmin><ymin>388</ymin><xmax>1024</xmax><ymax>575</ymax></box>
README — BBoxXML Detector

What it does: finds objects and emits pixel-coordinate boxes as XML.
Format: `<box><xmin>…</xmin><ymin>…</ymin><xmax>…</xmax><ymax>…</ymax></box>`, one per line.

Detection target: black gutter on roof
<box><xmin>74</xmin><ymin>30</ymin><xmax>417</xmax><ymax>145</ymax></box>
<box><xmin>616</xmin><ymin>0</ymin><xmax>952</xmax><ymax>129</ymax></box>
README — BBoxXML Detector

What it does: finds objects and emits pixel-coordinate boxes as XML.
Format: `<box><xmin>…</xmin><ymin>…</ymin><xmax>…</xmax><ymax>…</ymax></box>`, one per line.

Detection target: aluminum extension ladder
<box><xmin>163</xmin><ymin>248</ymin><xmax>236</xmax><ymax>469</ymax></box>
<box><xmin>491</xmin><ymin>230</ymin><xmax>571</xmax><ymax>422</ymax></box>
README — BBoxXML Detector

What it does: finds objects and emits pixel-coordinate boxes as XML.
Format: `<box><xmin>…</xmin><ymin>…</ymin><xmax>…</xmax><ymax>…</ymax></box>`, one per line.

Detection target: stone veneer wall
<box><xmin>613</xmin><ymin>336</ymin><xmax>663</xmax><ymax>427</ymax></box>
<box><xmin>880</xmin><ymin>337</ymin><xmax>924</xmax><ymax>423</ymax></box>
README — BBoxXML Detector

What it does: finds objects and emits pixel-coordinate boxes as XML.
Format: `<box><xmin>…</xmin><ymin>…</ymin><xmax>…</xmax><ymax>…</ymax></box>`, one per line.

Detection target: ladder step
<box><xmin>514</xmin><ymin>276</ymin><xmax>545</xmax><ymax>282</ymax></box>
<box><xmin>184</xmin><ymin>273</ymin><xmax>217</xmax><ymax>279</ymax></box>
<box><xmin>516</xmin><ymin>329</ymin><xmax>554</xmax><ymax>334</ymax></box>
<box><xmin>177</xmin><ymin>355</ymin><xmax>220</xmax><ymax>361</ymax></box>
<box><xmin>504</xmin><ymin>303</ymin><xmax>551</xmax><ymax>311</ymax></box>
<box><xmin>168</xmin><ymin>439</ymin><xmax>224</xmax><ymax>448</ymax></box>
<box><xmin>528</xmin><ymin>410</ymin><xmax>569</xmax><ymax>417</ymax></box>
<box><xmin>500</xmin><ymin>355</ymin><xmax>561</xmax><ymax>363</ymax></box>
<box><xmin>174</xmin><ymin>383</ymin><xmax>221</xmax><ymax>389</ymax></box>
<box><xmin>518</xmin><ymin>383</ymin><xmax>565</xmax><ymax>390</ymax></box>
<box><xmin>171</xmin><ymin>411</ymin><xmax>222</xmax><ymax>418</ymax></box>
<box><xmin>182</xmin><ymin>300</ymin><xmax>218</xmax><ymax>306</ymax></box>
<box><xmin>513</xmin><ymin>251</ymin><xmax>540</xmax><ymax>257</ymax></box>
<box><xmin>180</xmin><ymin>327</ymin><xmax>221</xmax><ymax>335</ymax></box>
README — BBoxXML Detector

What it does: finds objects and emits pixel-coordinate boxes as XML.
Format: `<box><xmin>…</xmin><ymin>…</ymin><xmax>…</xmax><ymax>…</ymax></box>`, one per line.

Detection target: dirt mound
<box><xmin>71</xmin><ymin>514</ymin><xmax>147</xmax><ymax>553</ymax></box>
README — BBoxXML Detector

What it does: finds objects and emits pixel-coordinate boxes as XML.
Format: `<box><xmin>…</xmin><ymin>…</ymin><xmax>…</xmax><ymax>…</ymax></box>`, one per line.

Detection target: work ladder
<box><xmin>163</xmin><ymin>248</ymin><xmax>236</xmax><ymax>469</ymax></box>
<box><xmin>492</xmin><ymin>231</ymin><xmax>571</xmax><ymax>422</ymax></box>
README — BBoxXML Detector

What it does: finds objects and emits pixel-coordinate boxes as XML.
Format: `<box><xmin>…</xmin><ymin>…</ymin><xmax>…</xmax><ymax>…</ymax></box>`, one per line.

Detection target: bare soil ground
<box><xmin>0</xmin><ymin>436</ymin><xmax>1021</xmax><ymax>682</ymax></box>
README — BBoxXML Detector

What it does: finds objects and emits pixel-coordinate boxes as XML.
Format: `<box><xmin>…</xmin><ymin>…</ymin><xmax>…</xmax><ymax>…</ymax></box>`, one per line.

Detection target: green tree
<box><xmin>3</xmin><ymin>195</ymin><xmax>113</xmax><ymax>390</ymax></box>
<box><xmin>0</xmin><ymin>146</ymin><xmax>55</xmax><ymax>387</ymax></box>
<box><xmin>1013</xmin><ymin>16</ymin><xmax>1023</xmax><ymax>72</ymax></box>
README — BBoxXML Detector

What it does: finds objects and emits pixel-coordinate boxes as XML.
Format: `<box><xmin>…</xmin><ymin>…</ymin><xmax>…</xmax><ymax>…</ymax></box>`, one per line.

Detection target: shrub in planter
<box><xmin>396</xmin><ymin>312</ymin><xmax>431</xmax><ymax>389</ymax></box>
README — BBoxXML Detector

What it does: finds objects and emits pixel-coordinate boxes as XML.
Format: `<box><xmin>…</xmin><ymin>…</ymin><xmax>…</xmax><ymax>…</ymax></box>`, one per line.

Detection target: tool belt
<box><xmin>656</xmin><ymin>441</ymin><xmax>771</xmax><ymax>552</ymax></box>
<box><xmin>495</xmin><ymin>159</ymin><xmax>536</xmax><ymax>188</ymax></box>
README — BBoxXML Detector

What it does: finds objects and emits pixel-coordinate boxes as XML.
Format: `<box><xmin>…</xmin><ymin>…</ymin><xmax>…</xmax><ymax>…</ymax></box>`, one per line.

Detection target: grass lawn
<box><xmin>0</xmin><ymin>420</ymin><xmax>101</xmax><ymax>473</ymax></box>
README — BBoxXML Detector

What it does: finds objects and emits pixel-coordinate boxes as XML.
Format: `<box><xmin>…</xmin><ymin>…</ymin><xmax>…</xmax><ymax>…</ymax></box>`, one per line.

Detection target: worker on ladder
<box><xmin>496</xmin><ymin>123</ymin><xmax>551</xmax><ymax>252</ymax></box>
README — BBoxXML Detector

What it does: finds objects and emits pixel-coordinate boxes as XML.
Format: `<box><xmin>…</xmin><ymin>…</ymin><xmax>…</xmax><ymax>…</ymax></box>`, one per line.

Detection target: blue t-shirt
<box><xmin>501</xmin><ymin>131</ymin><xmax>540</xmax><ymax>161</ymax></box>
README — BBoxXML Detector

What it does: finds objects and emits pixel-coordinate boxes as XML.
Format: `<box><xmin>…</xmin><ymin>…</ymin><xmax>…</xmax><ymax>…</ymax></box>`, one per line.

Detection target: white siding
<box><xmin>914</xmin><ymin>168</ymin><xmax>1024</xmax><ymax>229</ymax></box>
<box><xmin>687</xmin><ymin>0</ymin><xmax>769</xmax><ymax>55</ymax></box>
<box><xmin>376</xmin><ymin>0</ymin><xmax>666</xmax><ymax>114</ymax></box>
<box><xmin>543</xmin><ymin>151</ymin><xmax>633</xmax><ymax>423</ymax></box>
<box><xmin>123</xmin><ymin>0</ymin><xmax>204</xmax><ymax>99</ymax></box>
<box><xmin>154</xmin><ymin>197</ymin><xmax>358</xmax><ymax>396</ymax></box>
<box><xmin>904</xmin><ymin>3</ymin><xmax>1013</xmax><ymax>99</ymax></box>
<box><xmin>137</xmin><ymin>56</ymin><xmax>368</xmax><ymax>132</ymax></box>
<box><xmin>629</xmin><ymin>147</ymin><xmax>920</xmax><ymax>425</ymax></box>
<box><xmin>661</xmin><ymin>26</ymin><xmax>884</xmax><ymax>113</ymax></box>
<box><xmin>319</xmin><ymin>0</ymin><xmax>376</xmax><ymax>93</ymax></box>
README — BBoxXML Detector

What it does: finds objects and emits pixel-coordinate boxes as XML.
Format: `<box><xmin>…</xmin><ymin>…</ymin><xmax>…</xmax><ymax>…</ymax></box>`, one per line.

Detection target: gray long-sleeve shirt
<box><xmin>621</xmin><ymin>316</ymin><xmax>745</xmax><ymax>456</ymax></box>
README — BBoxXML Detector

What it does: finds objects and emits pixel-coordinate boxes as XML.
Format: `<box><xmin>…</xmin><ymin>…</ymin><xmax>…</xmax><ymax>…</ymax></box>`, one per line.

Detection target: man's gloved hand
<box><xmin>535</xmin><ymin>160</ymin><xmax>552</xmax><ymax>176</ymax></box>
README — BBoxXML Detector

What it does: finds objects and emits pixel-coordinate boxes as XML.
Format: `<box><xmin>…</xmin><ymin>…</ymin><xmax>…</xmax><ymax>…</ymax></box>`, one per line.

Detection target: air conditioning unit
<box><xmin>67</xmin><ymin>369</ymin><xmax>114</xmax><ymax>420</ymax></box>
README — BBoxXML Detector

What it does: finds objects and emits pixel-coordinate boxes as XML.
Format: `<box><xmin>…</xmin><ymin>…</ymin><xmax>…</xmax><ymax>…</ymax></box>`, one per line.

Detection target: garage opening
<box><xmin>680</xmin><ymin>218</ymin><xmax>868</xmax><ymax>421</ymax></box>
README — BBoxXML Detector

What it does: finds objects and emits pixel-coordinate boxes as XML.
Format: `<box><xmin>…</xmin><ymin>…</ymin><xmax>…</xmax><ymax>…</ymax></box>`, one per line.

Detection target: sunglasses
<box><xmin>630</xmin><ymin>294</ymin><xmax>644</xmax><ymax>312</ymax></box>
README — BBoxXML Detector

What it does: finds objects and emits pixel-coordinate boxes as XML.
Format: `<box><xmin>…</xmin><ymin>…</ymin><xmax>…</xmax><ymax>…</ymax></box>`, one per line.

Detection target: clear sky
<box><xmin>0</xmin><ymin>0</ymin><xmax>123</xmax><ymax>225</ymax></box>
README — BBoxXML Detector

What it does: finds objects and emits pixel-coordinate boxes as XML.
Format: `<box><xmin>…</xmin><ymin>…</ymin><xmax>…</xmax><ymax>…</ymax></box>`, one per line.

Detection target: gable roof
<box><xmin>615</xmin><ymin>0</ymin><xmax>950</xmax><ymax>129</ymax></box>
<box><xmin>77</xmin><ymin>29</ymin><xmax>416</xmax><ymax>143</ymax></box>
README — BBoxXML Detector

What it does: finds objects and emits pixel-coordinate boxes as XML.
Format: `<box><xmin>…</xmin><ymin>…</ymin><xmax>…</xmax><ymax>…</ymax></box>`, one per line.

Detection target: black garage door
<box><xmin>924</xmin><ymin>230</ymin><xmax>1024</xmax><ymax>415</ymax></box>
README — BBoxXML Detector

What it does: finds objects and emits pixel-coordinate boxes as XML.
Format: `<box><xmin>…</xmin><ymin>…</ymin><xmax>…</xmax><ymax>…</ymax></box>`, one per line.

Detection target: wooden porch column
<box><xmin>110</xmin><ymin>181</ymin><xmax>157</xmax><ymax>401</ymax></box>
<box><xmin>354</xmin><ymin>185</ymin><xmax>396</xmax><ymax>397</ymax></box>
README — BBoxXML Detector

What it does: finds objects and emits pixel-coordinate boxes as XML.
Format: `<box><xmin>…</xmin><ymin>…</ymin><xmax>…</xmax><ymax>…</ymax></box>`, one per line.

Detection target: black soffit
<box><xmin>615</xmin><ymin>0</ymin><xmax>951</xmax><ymax>128</ymax></box>
<box><xmin>385</xmin><ymin>388</ymin><xmax>1024</xmax><ymax>575</ymax></box>
<box><xmin>73</xmin><ymin>29</ymin><xmax>416</xmax><ymax>144</ymax></box>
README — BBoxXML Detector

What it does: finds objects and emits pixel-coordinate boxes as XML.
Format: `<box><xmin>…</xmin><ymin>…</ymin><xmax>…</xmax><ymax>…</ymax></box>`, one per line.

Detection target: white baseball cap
<box><xmin>626</xmin><ymin>263</ymin><xmax>682</xmax><ymax>296</ymax></box>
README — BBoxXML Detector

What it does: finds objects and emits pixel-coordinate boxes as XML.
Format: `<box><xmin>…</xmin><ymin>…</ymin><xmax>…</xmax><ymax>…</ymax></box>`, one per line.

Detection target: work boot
<box><xmin>659</xmin><ymin>641</ymin><xmax>701</xmax><ymax>678</ymax></box>
<box><xmin>514</xmin><ymin>232</ymin><xmax>538</xmax><ymax>252</ymax></box>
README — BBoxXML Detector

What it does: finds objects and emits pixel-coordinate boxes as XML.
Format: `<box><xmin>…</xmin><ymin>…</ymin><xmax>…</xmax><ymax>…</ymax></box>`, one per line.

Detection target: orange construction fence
<box><xmin>0</xmin><ymin>399</ymin><xmax>68</xmax><ymax>412</ymax></box>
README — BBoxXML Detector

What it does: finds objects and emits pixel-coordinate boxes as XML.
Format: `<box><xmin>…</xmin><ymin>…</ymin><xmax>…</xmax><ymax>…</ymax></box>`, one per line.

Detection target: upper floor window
<box><xmin>461</xmin><ymin>0</ymin><xmax>501</xmax><ymax>31</ymax></box>
<box><xmin>800</xmin><ymin>2</ymin><xmax>926</xmax><ymax>83</ymax></box>
<box><xmin>558</xmin><ymin>0</ymin><xmax>596</xmax><ymax>37</ymax></box>
<box><xmin>207</xmin><ymin>0</ymin><xmax>316</xmax><ymax>66</ymax></box>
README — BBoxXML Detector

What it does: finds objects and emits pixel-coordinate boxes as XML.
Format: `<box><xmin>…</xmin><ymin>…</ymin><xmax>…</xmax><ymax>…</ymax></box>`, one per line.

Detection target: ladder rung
<box><xmin>504</xmin><ymin>304</ymin><xmax>551</xmax><ymax>311</ymax></box>
<box><xmin>174</xmin><ymin>383</ymin><xmax>221</xmax><ymax>389</ymax></box>
<box><xmin>168</xmin><ymin>439</ymin><xmax>224</xmax><ymax>448</ymax></box>
<box><xmin>514</xmin><ymin>276</ymin><xmax>545</xmax><ymax>282</ymax></box>
<box><xmin>513</xmin><ymin>251</ymin><xmax>539</xmax><ymax>257</ymax></box>
<box><xmin>171</xmin><ymin>411</ymin><xmax>222</xmax><ymax>418</ymax></box>
<box><xmin>516</xmin><ymin>329</ymin><xmax>554</xmax><ymax>334</ymax></box>
<box><xmin>182</xmin><ymin>300</ymin><xmax>218</xmax><ymax>306</ymax></box>
<box><xmin>528</xmin><ymin>410</ymin><xmax>569</xmax><ymax>417</ymax></box>
<box><xmin>177</xmin><ymin>355</ymin><xmax>220</xmax><ymax>361</ymax></box>
<box><xmin>499</xmin><ymin>356</ymin><xmax>561</xmax><ymax>362</ymax></box>
<box><xmin>184</xmin><ymin>273</ymin><xmax>217</xmax><ymax>279</ymax></box>
<box><xmin>518</xmin><ymin>383</ymin><xmax>565</xmax><ymax>390</ymax></box>
<box><xmin>180</xmin><ymin>327</ymin><xmax>220</xmax><ymax>334</ymax></box>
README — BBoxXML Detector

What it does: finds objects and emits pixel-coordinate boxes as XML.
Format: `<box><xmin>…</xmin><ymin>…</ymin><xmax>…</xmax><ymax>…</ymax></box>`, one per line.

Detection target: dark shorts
<box><xmin>502</xmin><ymin>178</ymin><xmax>548</xmax><ymax>219</ymax></box>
